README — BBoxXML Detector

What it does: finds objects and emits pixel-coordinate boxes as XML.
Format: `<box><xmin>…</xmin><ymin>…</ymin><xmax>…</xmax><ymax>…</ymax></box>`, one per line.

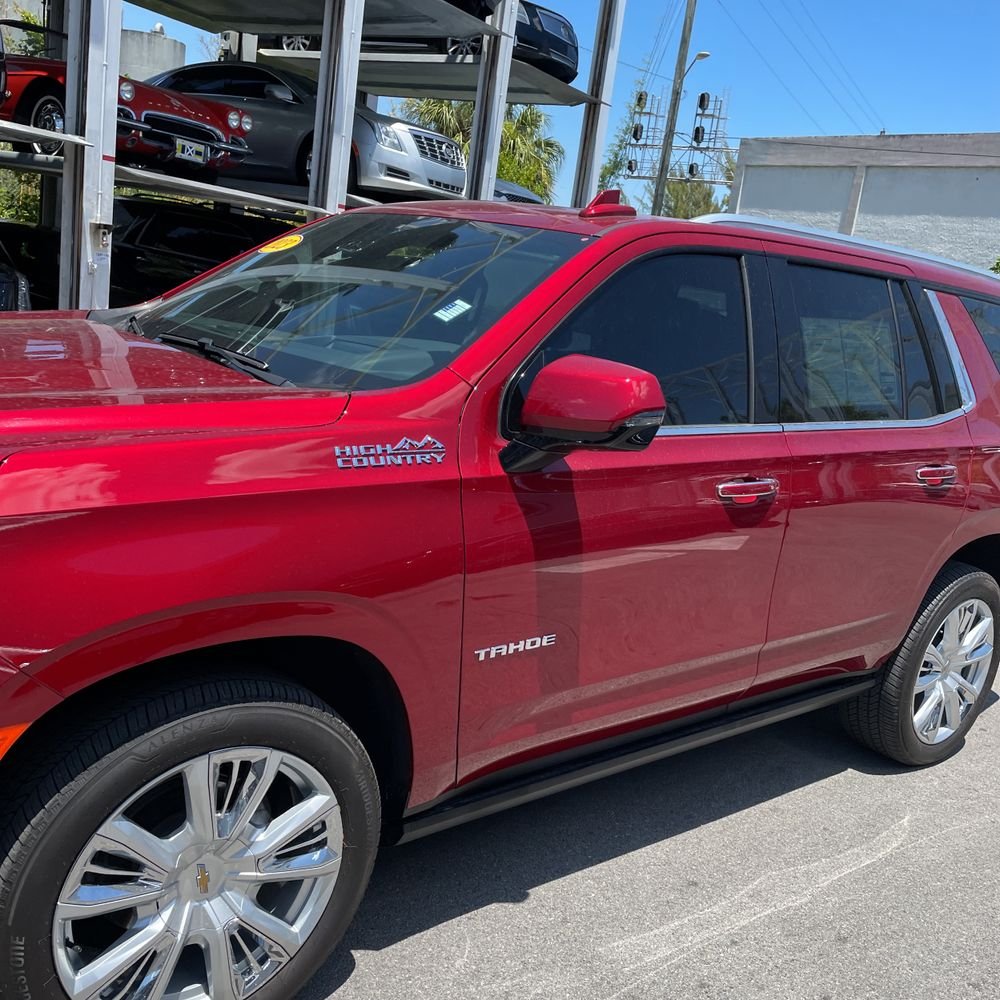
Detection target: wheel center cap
<box><xmin>176</xmin><ymin>854</ymin><xmax>224</xmax><ymax>902</ymax></box>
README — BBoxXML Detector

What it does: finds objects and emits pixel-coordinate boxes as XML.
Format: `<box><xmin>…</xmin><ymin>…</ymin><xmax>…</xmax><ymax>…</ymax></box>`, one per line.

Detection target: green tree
<box><xmin>397</xmin><ymin>99</ymin><xmax>564</xmax><ymax>202</ymax></box>
<box><xmin>3</xmin><ymin>5</ymin><xmax>47</xmax><ymax>56</ymax></box>
<box><xmin>991</xmin><ymin>258</ymin><xmax>1000</xmax><ymax>275</ymax></box>
<box><xmin>635</xmin><ymin>174</ymin><xmax>723</xmax><ymax>219</ymax></box>
<box><xmin>597</xmin><ymin>76</ymin><xmax>646</xmax><ymax>199</ymax></box>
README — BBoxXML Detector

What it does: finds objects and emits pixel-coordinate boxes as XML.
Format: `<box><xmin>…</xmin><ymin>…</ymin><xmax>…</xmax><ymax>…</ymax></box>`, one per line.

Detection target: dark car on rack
<box><xmin>255</xmin><ymin>0</ymin><xmax>579</xmax><ymax>84</ymax></box>
<box><xmin>0</xmin><ymin>197</ymin><xmax>296</xmax><ymax>308</ymax></box>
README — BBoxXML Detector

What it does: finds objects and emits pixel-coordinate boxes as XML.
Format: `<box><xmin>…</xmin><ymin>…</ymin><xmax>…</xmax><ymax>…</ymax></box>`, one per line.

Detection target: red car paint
<box><xmin>0</xmin><ymin>53</ymin><xmax>251</xmax><ymax>172</ymax></box>
<box><xmin>2</xmin><ymin>200</ymin><xmax>1000</xmax><ymax>813</ymax></box>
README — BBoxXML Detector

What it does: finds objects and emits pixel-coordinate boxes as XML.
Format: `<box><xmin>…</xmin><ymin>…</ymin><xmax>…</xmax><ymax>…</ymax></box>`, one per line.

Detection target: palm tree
<box><xmin>398</xmin><ymin>99</ymin><xmax>564</xmax><ymax>203</ymax></box>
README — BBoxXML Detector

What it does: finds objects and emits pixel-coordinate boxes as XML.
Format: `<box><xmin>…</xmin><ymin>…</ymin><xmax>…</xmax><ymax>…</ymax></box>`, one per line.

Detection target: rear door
<box><xmin>457</xmin><ymin>235</ymin><xmax>792</xmax><ymax>782</ymax></box>
<box><xmin>756</xmin><ymin>246</ymin><xmax>973</xmax><ymax>692</ymax></box>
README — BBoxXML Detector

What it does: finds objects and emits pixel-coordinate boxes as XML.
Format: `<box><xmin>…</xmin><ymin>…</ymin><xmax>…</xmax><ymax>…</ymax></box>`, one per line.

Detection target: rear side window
<box><xmin>520</xmin><ymin>253</ymin><xmax>750</xmax><ymax>426</ymax></box>
<box><xmin>777</xmin><ymin>264</ymin><xmax>957</xmax><ymax>422</ymax></box>
<box><xmin>783</xmin><ymin>265</ymin><xmax>902</xmax><ymax>421</ymax></box>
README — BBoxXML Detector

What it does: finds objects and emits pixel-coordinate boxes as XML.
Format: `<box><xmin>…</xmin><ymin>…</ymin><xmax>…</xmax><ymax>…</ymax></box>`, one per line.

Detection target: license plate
<box><xmin>174</xmin><ymin>138</ymin><xmax>207</xmax><ymax>164</ymax></box>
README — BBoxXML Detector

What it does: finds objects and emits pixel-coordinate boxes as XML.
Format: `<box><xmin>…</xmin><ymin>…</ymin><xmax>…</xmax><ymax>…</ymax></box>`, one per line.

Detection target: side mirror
<box><xmin>501</xmin><ymin>354</ymin><xmax>666</xmax><ymax>473</ymax></box>
<box><xmin>264</xmin><ymin>83</ymin><xmax>295</xmax><ymax>103</ymax></box>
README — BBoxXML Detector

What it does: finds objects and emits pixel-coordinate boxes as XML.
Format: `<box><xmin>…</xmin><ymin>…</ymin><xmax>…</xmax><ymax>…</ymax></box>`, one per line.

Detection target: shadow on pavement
<box><xmin>297</xmin><ymin>694</ymin><xmax>1000</xmax><ymax>999</ymax></box>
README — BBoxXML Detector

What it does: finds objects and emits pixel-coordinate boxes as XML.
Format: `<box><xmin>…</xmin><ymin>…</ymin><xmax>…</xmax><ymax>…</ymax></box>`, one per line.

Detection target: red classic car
<box><xmin>0</xmin><ymin>22</ymin><xmax>252</xmax><ymax>178</ymax></box>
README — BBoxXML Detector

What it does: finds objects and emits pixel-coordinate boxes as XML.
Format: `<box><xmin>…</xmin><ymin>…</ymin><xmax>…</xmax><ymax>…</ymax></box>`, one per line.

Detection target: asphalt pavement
<box><xmin>300</xmin><ymin>681</ymin><xmax>1000</xmax><ymax>1000</ymax></box>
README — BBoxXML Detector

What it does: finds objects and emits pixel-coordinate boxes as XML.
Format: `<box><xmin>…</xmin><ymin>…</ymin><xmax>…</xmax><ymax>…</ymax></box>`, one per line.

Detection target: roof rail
<box><xmin>694</xmin><ymin>213</ymin><xmax>1000</xmax><ymax>281</ymax></box>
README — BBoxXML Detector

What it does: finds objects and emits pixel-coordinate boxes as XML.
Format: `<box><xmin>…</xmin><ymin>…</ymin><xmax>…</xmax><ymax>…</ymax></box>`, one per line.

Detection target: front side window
<box><xmin>125</xmin><ymin>212</ymin><xmax>589</xmax><ymax>390</ymax></box>
<box><xmin>517</xmin><ymin>253</ymin><xmax>750</xmax><ymax>427</ymax></box>
<box><xmin>164</xmin><ymin>68</ymin><xmax>229</xmax><ymax>95</ymax></box>
<box><xmin>780</xmin><ymin>265</ymin><xmax>903</xmax><ymax>422</ymax></box>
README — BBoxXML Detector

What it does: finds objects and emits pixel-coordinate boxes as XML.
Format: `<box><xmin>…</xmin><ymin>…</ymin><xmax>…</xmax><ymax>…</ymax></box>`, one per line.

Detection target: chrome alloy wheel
<box><xmin>912</xmin><ymin>598</ymin><xmax>994</xmax><ymax>745</ymax></box>
<box><xmin>53</xmin><ymin>749</ymin><xmax>343</xmax><ymax>1000</ymax></box>
<box><xmin>31</xmin><ymin>95</ymin><xmax>65</xmax><ymax>155</ymax></box>
<box><xmin>281</xmin><ymin>34</ymin><xmax>312</xmax><ymax>51</ymax></box>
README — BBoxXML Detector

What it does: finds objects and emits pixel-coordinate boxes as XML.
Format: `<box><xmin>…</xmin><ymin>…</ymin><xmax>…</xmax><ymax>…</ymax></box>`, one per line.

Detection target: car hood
<box><xmin>0</xmin><ymin>317</ymin><xmax>346</xmax><ymax>445</ymax></box>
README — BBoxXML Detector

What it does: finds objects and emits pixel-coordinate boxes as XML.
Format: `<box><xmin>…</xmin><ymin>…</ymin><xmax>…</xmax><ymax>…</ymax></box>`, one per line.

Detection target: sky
<box><xmin>122</xmin><ymin>0</ymin><xmax>998</xmax><ymax>205</ymax></box>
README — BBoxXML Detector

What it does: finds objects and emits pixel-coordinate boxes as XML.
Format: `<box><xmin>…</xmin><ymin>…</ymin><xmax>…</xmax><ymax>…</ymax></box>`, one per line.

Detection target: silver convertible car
<box><xmin>147</xmin><ymin>61</ymin><xmax>467</xmax><ymax>199</ymax></box>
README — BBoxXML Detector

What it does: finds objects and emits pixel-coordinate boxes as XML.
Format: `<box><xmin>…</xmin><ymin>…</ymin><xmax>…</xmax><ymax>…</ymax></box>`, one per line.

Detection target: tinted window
<box><xmin>525</xmin><ymin>254</ymin><xmax>750</xmax><ymax>426</ymax></box>
<box><xmin>913</xmin><ymin>287</ymin><xmax>961</xmax><ymax>412</ymax></box>
<box><xmin>224</xmin><ymin>68</ymin><xmax>279</xmax><ymax>100</ymax></box>
<box><xmin>894</xmin><ymin>283</ymin><xmax>938</xmax><ymax>418</ymax></box>
<box><xmin>781</xmin><ymin>265</ymin><xmax>902</xmax><ymax>421</ymax></box>
<box><xmin>129</xmin><ymin>213</ymin><xmax>588</xmax><ymax>391</ymax></box>
<box><xmin>166</xmin><ymin>68</ymin><xmax>229</xmax><ymax>95</ymax></box>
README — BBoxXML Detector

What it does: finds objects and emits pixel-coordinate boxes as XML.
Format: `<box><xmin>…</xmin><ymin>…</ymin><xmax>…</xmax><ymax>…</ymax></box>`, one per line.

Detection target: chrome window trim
<box><xmin>656</xmin><ymin>423</ymin><xmax>782</xmax><ymax>437</ymax></box>
<box><xmin>781</xmin><ymin>410</ymin><xmax>966</xmax><ymax>432</ymax></box>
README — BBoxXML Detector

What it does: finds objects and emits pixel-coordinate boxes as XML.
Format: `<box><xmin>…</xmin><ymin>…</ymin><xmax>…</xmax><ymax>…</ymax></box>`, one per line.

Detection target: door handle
<box><xmin>916</xmin><ymin>465</ymin><xmax>958</xmax><ymax>488</ymax></box>
<box><xmin>716</xmin><ymin>478</ymin><xmax>780</xmax><ymax>505</ymax></box>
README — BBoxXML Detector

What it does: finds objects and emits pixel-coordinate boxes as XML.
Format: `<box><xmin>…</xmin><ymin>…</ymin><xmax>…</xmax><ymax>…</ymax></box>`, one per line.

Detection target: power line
<box><xmin>775</xmin><ymin>0</ymin><xmax>881</xmax><ymax>132</ymax></box>
<box><xmin>714</xmin><ymin>0</ymin><xmax>828</xmax><ymax>135</ymax></box>
<box><xmin>649</xmin><ymin>0</ymin><xmax>684</xmax><ymax>81</ymax></box>
<box><xmin>756</xmin><ymin>0</ymin><xmax>866</xmax><ymax>133</ymax></box>
<box><xmin>795</xmin><ymin>0</ymin><xmax>885</xmax><ymax>131</ymax></box>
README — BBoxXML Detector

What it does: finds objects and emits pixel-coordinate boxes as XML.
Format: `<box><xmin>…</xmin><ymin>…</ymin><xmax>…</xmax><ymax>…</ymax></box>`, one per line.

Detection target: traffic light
<box><xmin>627</xmin><ymin>159</ymin><xmax>638</xmax><ymax>175</ymax></box>
<box><xmin>688</xmin><ymin>163</ymin><xmax>699</xmax><ymax>177</ymax></box>
<box><xmin>698</xmin><ymin>92</ymin><xmax>710</xmax><ymax>112</ymax></box>
<box><xmin>636</xmin><ymin>91</ymin><xmax>647</xmax><ymax>111</ymax></box>
<box><xmin>631</xmin><ymin>123</ymin><xmax>644</xmax><ymax>142</ymax></box>
<box><xmin>693</xmin><ymin>125</ymin><xmax>705</xmax><ymax>145</ymax></box>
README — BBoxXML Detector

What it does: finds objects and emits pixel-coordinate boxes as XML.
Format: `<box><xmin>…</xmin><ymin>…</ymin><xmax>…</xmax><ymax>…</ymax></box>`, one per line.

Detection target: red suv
<box><xmin>2</xmin><ymin>195</ymin><xmax>1000</xmax><ymax>1000</ymax></box>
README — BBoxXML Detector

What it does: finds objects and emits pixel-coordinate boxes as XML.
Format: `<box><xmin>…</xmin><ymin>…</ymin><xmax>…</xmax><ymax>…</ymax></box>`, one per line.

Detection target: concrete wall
<box><xmin>120</xmin><ymin>28</ymin><xmax>185</xmax><ymax>82</ymax></box>
<box><xmin>731</xmin><ymin>134</ymin><xmax>1000</xmax><ymax>269</ymax></box>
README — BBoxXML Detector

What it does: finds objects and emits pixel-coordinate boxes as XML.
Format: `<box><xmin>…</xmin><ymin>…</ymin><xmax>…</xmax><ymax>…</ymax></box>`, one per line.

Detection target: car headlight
<box><xmin>241</xmin><ymin>113</ymin><xmax>253</xmax><ymax>132</ymax></box>
<box><xmin>119</xmin><ymin>81</ymin><xmax>134</xmax><ymax>102</ymax></box>
<box><xmin>374</xmin><ymin>122</ymin><xmax>403</xmax><ymax>152</ymax></box>
<box><xmin>228</xmin><ymin>110</ymin><xmax>241</xmax><ymax>129</ymax></box>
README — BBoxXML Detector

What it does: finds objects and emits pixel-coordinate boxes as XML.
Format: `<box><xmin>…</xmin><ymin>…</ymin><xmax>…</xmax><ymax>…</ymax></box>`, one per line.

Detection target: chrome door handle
<box><xmin>716</xmin><ymin>478</ymin><xmax>780</xmax><ymax>505</ymax></box>
<box><xmin>916</xmin><ymin>465</ymin><xmax>958</xmax><ymax>488</ymax></box>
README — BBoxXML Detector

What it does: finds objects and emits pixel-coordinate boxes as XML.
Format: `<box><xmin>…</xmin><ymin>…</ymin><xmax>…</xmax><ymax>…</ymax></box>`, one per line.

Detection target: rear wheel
<box><xmin>0</xmin><ymin>675</ymin><xmax>380</xmax><ymax>1000</ymax></box>
<box><xmin>842</xmin><ymin>562</ymin><xmax>1000</xmax><ymax>765</ymax></box>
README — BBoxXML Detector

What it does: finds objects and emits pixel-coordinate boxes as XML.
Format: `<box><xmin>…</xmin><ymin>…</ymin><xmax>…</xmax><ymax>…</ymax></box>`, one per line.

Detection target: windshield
<box><xmin>126</xmin><ymin>212</ymin><xmax>589</xmax><ymax>391</ymax></box>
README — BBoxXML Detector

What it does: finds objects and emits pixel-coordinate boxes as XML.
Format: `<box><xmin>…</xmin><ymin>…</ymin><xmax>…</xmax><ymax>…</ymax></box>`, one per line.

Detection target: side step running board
<box><xmin>399</xmin><ymin>677</ymin><xmax>877</xmax><ymax>843</ymax></box>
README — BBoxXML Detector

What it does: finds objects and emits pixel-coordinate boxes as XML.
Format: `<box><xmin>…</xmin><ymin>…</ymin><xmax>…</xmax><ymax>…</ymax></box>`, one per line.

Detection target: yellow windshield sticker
<box><xmin>258</xmin><ymin>234</ymin><xmax>304</xmax><ymax>253</ymax></box>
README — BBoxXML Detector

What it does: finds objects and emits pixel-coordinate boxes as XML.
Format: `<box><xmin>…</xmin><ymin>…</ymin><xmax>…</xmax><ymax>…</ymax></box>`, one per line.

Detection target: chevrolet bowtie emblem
<box><xmin>195</xmin><ymin>863</ymin><xmax>211</xmax><ymax>895</ymax></box>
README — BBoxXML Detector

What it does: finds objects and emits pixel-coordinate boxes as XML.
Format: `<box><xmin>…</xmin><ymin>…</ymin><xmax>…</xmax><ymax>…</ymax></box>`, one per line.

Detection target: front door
<box><xmin>457</xmin><ymin>237</ymin><xmax>791</xmax><ymax>783</ymax></box>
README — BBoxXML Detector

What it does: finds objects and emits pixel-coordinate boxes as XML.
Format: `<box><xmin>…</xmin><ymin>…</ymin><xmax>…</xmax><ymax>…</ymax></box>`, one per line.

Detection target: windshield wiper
<box><xmin>154</xmin><ymin>332</ymin><xmax>296</xmax><ymax>387</ymax></box>
<box><xmin>126</xmin><ymin>313</ymin><xmax>146</xmax><ymax>339</ymax></box>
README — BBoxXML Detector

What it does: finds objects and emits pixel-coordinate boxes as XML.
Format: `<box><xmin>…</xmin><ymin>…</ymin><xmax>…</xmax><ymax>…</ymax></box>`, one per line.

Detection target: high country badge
<box><xmin>335</xmin><ymin>436</ymin><xmax>446</xmax><ymax>469</ymax></box>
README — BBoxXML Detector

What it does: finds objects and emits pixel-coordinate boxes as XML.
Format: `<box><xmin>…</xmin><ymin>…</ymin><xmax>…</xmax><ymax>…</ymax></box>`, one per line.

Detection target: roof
<box><xmin>350</xmin><ymin>199</ymin><xmax>1000</xmax><ymax>295</ymax></box>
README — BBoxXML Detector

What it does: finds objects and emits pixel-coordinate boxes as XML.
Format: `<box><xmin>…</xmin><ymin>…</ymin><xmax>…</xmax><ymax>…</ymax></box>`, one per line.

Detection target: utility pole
<box><xmin>651</xmin><ymin>0</ymin><xmax>697</xmax><ymax>216</ymax></box>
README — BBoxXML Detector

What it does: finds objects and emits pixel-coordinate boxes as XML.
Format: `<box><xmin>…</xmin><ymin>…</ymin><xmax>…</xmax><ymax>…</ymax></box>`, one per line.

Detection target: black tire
<box><xmin>0</xmin><ymin>675</ymin><xmax>380</xmax><ymax>1000</ymax></box>
<box><xmin>297</xmin><ymin>138</ymin><xmax>313</xmax><ymax>186</ymax></box>
<box><xmin>841</xmin><ymin>561</ymin><xmax>1000</xmax><ymax>765</ymax></box>
<box><xmin>13</xmin><ymin>87</ymin><xmax>66</xmax><ymax>155</ymax></box>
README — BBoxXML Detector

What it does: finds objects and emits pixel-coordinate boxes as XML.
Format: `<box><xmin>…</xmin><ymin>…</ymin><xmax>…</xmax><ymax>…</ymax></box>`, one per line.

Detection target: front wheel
<box><xmin>842</xmin><ymin>562</ymin><xmax>1000</xmax><ymax>765</ymax></box>
<box><xmin>0</xmin><ymin>675</ymin><xmax>380</xmax><ymax>1000</ymax></box>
